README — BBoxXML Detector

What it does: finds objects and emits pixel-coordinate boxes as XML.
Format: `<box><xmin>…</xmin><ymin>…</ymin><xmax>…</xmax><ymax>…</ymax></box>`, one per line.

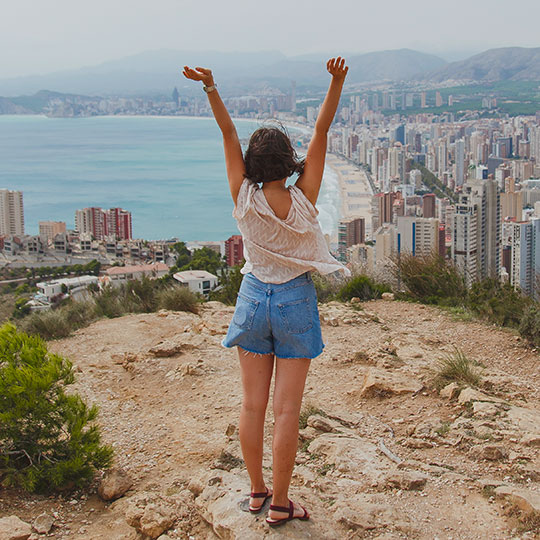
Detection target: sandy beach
<box><xmin>326</xmin><ymin>153</ymin><xmax>374</xmax><ymax>238</ymax></box>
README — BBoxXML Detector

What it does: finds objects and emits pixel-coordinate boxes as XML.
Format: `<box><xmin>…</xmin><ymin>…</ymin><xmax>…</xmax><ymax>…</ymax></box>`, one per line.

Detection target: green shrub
<box><xmin>209</xmin><ymin>265</ymin><xmax>244</xmax><ymax>305</ymax></box>
<box><xmin>93</xmin><ymin>286</ymin><xmax>125</xmax><ymax>318</ymax></box>
<box><xmin>0</xmin><ymin>324</ymin><xmax>113</xmax><ymax>492</ymax></box>
<box><xmin>519</xmin><ymin>304</ymin><xmax>540</xmax><ymax>347</ymax></box>
<box><xmin>62</xmin><ymin>299</ymin><xmax>98</xmax><ymax>329</ymax></box>
<box><xmin>433</xmin><ymin>349</ymin><xmax>481</xmax><ymax>390</ymax></box>
<box><xmin>397</xmin><ymin>253</ymin><xmax>466</xmax><ymax>306</ymax></box>
<box><xmin>312</xmin><ymin>273</ymin><xmax>341</xmax><ymax>303</ymax></box>
<box><xmin>337</xmin><ymin>275</ymin><xmax>389</xmax><ymax>302</ymax></box>
<box><xmin>468</xmin><ymin>278</ymin><xmax>530</xmax><ymax>327</ymax></box>
<box><xmin>23</xmin><ymin>310</ymin><xmax>71</xmax><ymax>340</ymax></box>
<box><xmin>123</xmin><ymin>275</ymin><xmax>160</xmax><ymax>313</ymax></box>
<box><xmin>157</xmin><ymin>286</ymin><xmax>199</xmax><ymax>313</ymax></box>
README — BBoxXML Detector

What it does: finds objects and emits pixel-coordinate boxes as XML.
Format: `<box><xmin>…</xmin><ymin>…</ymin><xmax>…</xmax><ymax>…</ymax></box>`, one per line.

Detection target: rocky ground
<box><xmin>1</xmin><ymin>298</ymin><xmax>539</xmax><ymax>539</ymax></box>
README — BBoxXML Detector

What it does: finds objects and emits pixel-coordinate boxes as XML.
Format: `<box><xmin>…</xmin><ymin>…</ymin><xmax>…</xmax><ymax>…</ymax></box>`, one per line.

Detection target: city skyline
<box><xmin>3</xmin><ymin>0</ymin><xmax>540</xmax><ymax>79</ymax></box>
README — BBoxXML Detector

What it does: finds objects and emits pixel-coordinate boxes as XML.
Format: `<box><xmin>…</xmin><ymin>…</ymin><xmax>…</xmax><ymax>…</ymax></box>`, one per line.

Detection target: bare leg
<box><xmin>269</xmin><ymin>357</ymin><xmax>311</xmax><ymax>520</ymax></box>
<box><xmin>238</xmin><ymin>347</ymin><xmax>274</xmax><ymax>507</ymax></box>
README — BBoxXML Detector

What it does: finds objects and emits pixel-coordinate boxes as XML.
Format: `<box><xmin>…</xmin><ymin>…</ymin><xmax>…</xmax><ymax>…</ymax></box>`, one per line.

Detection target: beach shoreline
<box><xmin>326</xmin><ymin>153</ymin><xmax>374</xmax><ymax>238</ymax></box>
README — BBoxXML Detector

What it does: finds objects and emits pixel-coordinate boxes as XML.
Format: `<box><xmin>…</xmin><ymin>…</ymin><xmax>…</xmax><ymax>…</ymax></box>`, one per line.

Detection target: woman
<box><xmin>183</xmin><ymin>57</ymin><xmax>349</xmax><ymax>527</ymax></box>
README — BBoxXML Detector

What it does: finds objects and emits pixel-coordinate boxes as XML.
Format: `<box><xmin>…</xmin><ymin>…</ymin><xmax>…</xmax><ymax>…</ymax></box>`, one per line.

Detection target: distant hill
<box><xmin>426</xmin><ymin>47</ymin><xmax>540</xmax><ymax>83</ymax></box>
<box><xmin>0</xmin><ymin>49</ymin><xmax>446</xmax><ymax>97</ymax></box>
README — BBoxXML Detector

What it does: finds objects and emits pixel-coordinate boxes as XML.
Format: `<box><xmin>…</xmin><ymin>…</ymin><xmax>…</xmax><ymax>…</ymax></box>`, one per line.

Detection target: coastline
<box><xmin>326</xmin><ymin>153</ymin><xmax>374</xmax><ymax>239</ymax></box>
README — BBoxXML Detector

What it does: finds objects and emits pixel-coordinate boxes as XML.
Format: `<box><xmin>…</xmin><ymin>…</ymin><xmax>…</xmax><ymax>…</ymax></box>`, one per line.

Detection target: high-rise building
<box><xmin>39</xmin><ymin>221</ymin><xmax>66</xmax><ymax>243</ymax></box>
<box><xmin>435</xmin><ymin>91</ymin><xmax>443</xmax><ymax>107</ymax></box>
<box><xmin>423</xmin><ymin>193</ymin><xmax>436</xmax><ymax>218</ymax></box>
<box><xmin>452</xmin><ymin>179</ymin><xmax>501</xmax><ymax>285</ymax></box>
<box><xmin>225</xmin><ymin>235</ymin><xmax>244</xmax><ymax>266</ymax></box>
<box><xmin>0</xmin><ymin>189</ymin><xmax>24</xmax><ymax>236</ymax></box>
<box><xmin>75</xmin><ymin>207</ymin><xmax>132</xmax><ymax>241</ymax></box>
<box><xmin>455</xmin><ymin>139</ymin><xmax>465</xmax><ymax>187</ymax></box>
<box><xmin>338</xmin><ymin>218</ymin><xmax>365</xmax><ymax>260</ymax></box>
<box><xmin>106</xmin><ymin>208</ymin><xmax>132</xmax><ymax>240</ymax></box>
<box><xmin>396</xmin><ymin>216</ymin><xmax>440</xmax><ymax>256</ymax></box>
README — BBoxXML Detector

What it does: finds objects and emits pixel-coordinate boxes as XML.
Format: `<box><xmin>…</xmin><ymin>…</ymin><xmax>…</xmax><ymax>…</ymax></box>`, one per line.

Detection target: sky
<box><xmin>3</xmin><ymin>0</ymin><xmax>540</xmax><ymax>79</ymax></box>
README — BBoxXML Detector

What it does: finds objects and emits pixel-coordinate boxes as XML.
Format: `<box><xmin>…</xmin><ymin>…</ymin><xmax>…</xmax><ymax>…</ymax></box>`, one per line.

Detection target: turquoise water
<box><xmin>0</xmin><ymin>115</ymin><xmax>339</xmax><ymax>241</ymax></box>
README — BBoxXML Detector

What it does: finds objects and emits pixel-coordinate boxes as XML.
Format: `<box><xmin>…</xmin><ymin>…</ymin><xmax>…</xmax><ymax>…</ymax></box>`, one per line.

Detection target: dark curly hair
<box><xmin>244</xmin><ymin>126</ymin><xmax>305</xmax><ymax>183</ymax></box>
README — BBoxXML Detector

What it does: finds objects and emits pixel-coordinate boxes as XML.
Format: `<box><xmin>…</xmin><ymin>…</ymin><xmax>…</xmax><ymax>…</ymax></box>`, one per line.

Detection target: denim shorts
<box><xmin>221</xmin><ymin>272</ymin><xmax>324</xmax><ymax>359</ymax></box>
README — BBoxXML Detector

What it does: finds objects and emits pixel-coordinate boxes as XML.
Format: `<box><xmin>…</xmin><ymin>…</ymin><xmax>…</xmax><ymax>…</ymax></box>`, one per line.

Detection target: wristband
<box><xmin>203</xmin><ymin>84</ymin><xmax>217</xmax><ymax>93</ymax></box>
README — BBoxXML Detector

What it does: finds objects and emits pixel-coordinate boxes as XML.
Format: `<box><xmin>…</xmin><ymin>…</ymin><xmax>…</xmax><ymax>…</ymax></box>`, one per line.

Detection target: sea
<box><xmin>0</xmin><ymin>115</ymin><xmax>341</xmax><ymax>242</ymax></box>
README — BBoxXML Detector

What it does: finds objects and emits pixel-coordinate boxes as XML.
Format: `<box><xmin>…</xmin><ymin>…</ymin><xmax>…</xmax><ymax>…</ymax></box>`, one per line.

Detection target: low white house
<box><xmin>101</xmin><ymin>262</ymin><xmax>169</xmax><ymax>287</ymax></box>
<box><xmin>172</xmin><ymin>270</ymin><xmax>218</xmax><ymax>295</ymax></box>
<box><xmin>36</xmin><ymin>275</ymin><xmax>99</xmax><ymax>301</ymax></box>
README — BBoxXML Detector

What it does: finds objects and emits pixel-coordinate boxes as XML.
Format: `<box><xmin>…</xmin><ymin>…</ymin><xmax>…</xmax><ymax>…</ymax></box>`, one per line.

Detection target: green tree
<box><xmin>181</xmin><ymin>247</ymin><xmax>225</xmax><ymax>276</ymax></box>
<box><xmin>171</xmin><ymin>242</ymin><xmax>192</xmax><ymax>268</ymax></box>
<box><xmin>209</xmin><ymin>264</ymin><xmax>244</xmax><ymax>305</ymax></box>
<box><xmin>0</xmin><ymin>324</ymin><xmax>113</xmax><ymax>492</ymax></box>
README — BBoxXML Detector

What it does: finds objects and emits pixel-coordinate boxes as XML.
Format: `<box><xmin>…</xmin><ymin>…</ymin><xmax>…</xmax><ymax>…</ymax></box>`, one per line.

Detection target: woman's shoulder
<box><xmin>289</xmin><ymin>183</ymin><xmax>319</xmax><ymax>218</ymax></box>
<box><xmin>233</xmin><ymin>178</ymin><xmax>258</xmax><ymax>218</ymax></box>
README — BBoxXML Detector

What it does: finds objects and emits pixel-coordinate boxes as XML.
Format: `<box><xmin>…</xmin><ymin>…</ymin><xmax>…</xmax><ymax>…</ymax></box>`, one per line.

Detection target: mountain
<box><xmin>426</xmin><ymin>47</ymin><xmax>540</xmax><ymax>83</ymax></box>
<box><xmin>0</xmin><ymin>49</ymin><xmax>446</xmax><ymax>97</ymax></box>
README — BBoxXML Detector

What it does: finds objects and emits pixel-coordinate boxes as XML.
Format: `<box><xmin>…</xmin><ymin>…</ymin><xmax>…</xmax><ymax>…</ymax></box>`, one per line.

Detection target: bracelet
<box><xmin>203</xmin><ymin>84</ymin><xmax>217</xmax><ymax>93</ymax></box>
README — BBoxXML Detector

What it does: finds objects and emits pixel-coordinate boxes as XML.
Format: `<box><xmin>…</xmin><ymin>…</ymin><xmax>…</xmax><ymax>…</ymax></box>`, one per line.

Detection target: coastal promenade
<box><xmin>327</xmin><ymin>153</ymin><xmax>374</xmax><ymax>239</ymax></box>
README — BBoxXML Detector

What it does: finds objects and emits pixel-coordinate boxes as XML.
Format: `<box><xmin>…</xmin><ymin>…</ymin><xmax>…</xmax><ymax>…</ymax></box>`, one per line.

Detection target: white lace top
<box><xmin>233</xmin><ymin>178</ymin><xmax>350</xmax><ymax>284</ymax></box>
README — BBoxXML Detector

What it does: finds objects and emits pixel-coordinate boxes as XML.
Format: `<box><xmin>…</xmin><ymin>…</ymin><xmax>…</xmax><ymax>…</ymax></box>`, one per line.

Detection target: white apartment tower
<box><xmin>452</xmin><ymin>178</ymin><xmax>501</xmax><ymax>286</ymax></box>
<box><xmin>455</xmin><ymin>139</ymin><xmax>465</xmax><ymax>187</ymax></box>
<box><xmin>0</xmin><ymin>189</ymin><xmax>24</xmax><ymax>236</ymax></box>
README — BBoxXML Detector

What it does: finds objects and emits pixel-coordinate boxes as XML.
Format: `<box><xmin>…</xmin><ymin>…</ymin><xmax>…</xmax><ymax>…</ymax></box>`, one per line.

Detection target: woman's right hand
<box><xmin>182</xmin><ymin>66</ymin><xmax>215</xmax><ymax>87</ymax></box>
<box><xmin>326</xmin><ymin>57</ymin><xmax>348</xmax><ymax>81</ymax></box>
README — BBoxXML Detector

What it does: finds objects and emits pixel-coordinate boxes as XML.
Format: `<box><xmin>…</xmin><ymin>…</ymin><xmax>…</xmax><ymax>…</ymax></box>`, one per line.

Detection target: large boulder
<box><xmin>0</xmin><ymin>516</ymin><xmax>32</xmax><ymax>540</ymax></box>
<box><xmin>359</xmin><ymin>368</ymin><xmax>423</xmax><ymax>398</ymax></box>
<box><xmin>495</xmin><ymin>486</ymin><xmax>540</xmax><ymax>515</ymax></box>
<box><xmin>124</xmin><ymin>493</ymin><xmax>177</xmax><ymax>539</ymax></box>
<box><xmin>98</xmin><ymin>467</ymin><xmax>133</xmax><ymax>501</ymax></box>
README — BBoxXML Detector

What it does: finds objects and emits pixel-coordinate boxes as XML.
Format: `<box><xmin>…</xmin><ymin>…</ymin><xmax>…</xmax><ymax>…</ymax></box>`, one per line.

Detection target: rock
<box><xmin>472</xmin><ymin>401</ymin><xmax>499</xmax><ymax>417</ymax></box>
<box><xmin>308</xmin><ymin>433</ymin><xmax>384</xmax><ymax>477</ymax></box>
<box><xmin>381</xmin><ymin>292</ymin><xmax>394</xmax><ymax>301</ymax></box>
<box><xmin>111</xmin><ymin>352</ymin><xmax>138</xmax><ymax>365</ymax></box>
<box><xmin>382</xmin><ymin>470</ymin><xmax>428</xmax><ymax>491</ymax></box>
<box><xmin>439</xmin><ymin>382</ymin><xmax>460</xmax><ymax>399</ymax></box>
<box><xmin>521</xmin><ymin>432</ymin><xmax>540</xmax><ymax>447</ymax></box>
<box><xmin>457</xmin><ymin>387</ymin><xmax>504</xmax><ymax>405</ymax></box>
<box><xmin>401</xmin><ymin>437</ymin><xmax>434</xmax><ymax>449</ymax></box>
<box><xmin>306</xmin><ymin>414</ymin><xmax>341</xmax><ymax>433</ymax></box>
<box><xmin>32</xmin><ymin>514</ymin><xmax>54</xmax><ymax>535</ymax></box>
<box><xmin>495</xmin><ymin>486</ymin><xmax>540</xmax><ymax>515</ymax></box>
<box><xmin>507</xmin><ymin>405</ymin><xmax>540</xmax><ymax>434</ymax></box>
<box><xmin>360</xmin><ymin>368</ymin><xmax>423</xmax><ymax>398</ymax></box>
<box><xmin>148</xmin><ymin>340</ymin><xmax>183</xmax><ymax>357</ymax></box>
<box><xmin>469</xmin><ymin>444</ymin><xmax>508</xmax><ymax>461</ymax></box>
<box><xmin>124</xmin><ymin>492</ymin><xmax>176</xmax><ymax>539</ymax></box>
<box><xmin>225</xmin><ymin>424</ymin><xmax>236</xmax><ymax>437</ymax></box>
<box><xmin>157</xmin><ymin>309</ymin><xmax>169</xmax><ymax>317</ymax></box>
<box><xmin>0</xmin><ymin>516</ymin><xmax>32</xmax><ymax>540</ymax></box>
<box><xmin>98</xmin><ymin>467</ymin><xmax>133</xmax><ymax>501</ymax></box>
<box><xmin>350</xmin><ymin>297</ymin><xmax>361</xmax><ymax>304</ymax></box>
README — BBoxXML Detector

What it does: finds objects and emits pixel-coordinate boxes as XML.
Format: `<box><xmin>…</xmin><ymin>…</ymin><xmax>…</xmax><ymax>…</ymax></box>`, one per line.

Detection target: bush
<box><xmin>123</xmin><ymin>275</ymin><xmax>160</xmax><ymax>313</ymax></box>
<box><xmin>433</xmin><ymin>349</ymin><xmax>481</xmax><ymax>390</ymax></box>
<box><xmin>157</xmin><ymin>286</ymin><xmax>199</xmax><ymax>313</ymax></box>
<box><xmin>337</xmin><ymin>275</ymin><xmax>389</xmax><ymax>302</ymax></box>
<box><xmin>312</xmin><ymin>273</ymin><xmax>342</xmax><ymax>303</ymax></box>
<box><xmin>0</xmin><ymin>324</ymin><xmax>113</xmax><ymax>492</ymax></box>
<box><xmin>93</xmin><ymin>286</ymin><xmax>125</xmax><ymax>318</ymax></box>
<box><xmin>24</xmin><ymin>310</ymin><xmax>72</xmax><ymax>340</ymax></box>
<box><xmin>468</xmin><ymin>278</ymin><xmax>530</xmax><ymax>327</ymax></box>
<box><xmin>397</xmin><ymin>253</ymin><xmax>466</xmax><ymax>306</ymax></box>
<box><xmin>209</xmin><ymin>265</ymin><xmax>244</xmax><ymax>305</ymax></box>
<box><xmin>62</xmin><ymin>299</ymin><xmax>98</xmax><ymax>329</ymax></box>
<box><xmin>519</xmin><ymin>304</ymin><xmax>540</xmax><ymax>347</ymax></box>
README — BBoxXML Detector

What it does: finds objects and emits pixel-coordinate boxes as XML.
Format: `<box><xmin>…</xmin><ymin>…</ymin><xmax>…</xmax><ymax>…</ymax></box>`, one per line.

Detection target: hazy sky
<box><xmin>3</xmin><ymin>0</ymin><xmax>540</xmax><ymax>78</ymax></box>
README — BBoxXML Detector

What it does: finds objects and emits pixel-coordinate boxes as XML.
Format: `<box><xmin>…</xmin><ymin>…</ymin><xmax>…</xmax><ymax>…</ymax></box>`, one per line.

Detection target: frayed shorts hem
<box><xmin>221</xmin><ymin>340</ymin><xmax>325</xmax><ymax>360</ymax></box>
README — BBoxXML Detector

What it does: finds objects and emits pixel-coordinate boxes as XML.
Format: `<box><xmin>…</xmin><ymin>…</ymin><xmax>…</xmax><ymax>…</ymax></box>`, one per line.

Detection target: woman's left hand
<box><xmin>182</xmin><ymin>66</ymin><xmax>215</xmax><ymax>87</ymax></box>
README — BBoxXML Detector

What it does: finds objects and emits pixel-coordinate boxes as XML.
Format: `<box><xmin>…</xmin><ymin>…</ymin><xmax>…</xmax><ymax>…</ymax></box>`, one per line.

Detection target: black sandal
<box><xmin>266</xmin><ymin>499</ymin><xmax>310</xmax><ymax>527</ymax></box>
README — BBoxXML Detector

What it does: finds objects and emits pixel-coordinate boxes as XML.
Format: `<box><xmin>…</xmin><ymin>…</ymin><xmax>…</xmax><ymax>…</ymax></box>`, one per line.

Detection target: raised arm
<box><xmin>295</xmin><ymin>57</ymin><xmax>348</xmax><ymax>205</ymax></box>
<box><xmin>182</xmin><ymin>66</ymin><xmax>245</xmax><ymax>204</ymax></box>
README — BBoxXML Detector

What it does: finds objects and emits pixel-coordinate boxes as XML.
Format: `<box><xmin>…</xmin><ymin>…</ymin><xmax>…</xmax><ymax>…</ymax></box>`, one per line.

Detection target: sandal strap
<box><xmin>250</xmin><ymin>490</ymin><xmax>268</xmax><ymax>498</ymax></box>
<box><xmin>269</xmin><ymin>503</ymin><xmax>291</xmax><ymax>514</ymax></box>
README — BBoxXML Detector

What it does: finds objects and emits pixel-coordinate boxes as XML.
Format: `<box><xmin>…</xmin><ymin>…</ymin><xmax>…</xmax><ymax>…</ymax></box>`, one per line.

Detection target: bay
<box><xmin>0</xmin><ymin>115</ymin><xmax>339</xmax><ymax>241</ymax></box>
